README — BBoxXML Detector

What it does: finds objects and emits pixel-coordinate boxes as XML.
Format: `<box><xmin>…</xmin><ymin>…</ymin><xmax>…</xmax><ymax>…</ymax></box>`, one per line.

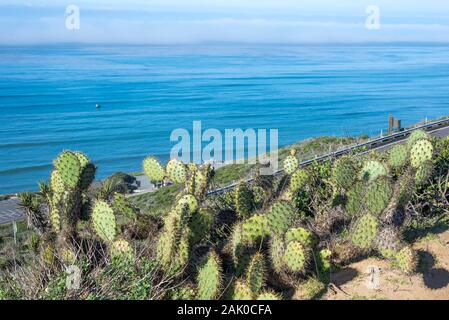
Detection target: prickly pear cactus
<box><xmin>197</xmin><ymin>251</ymin><xmax>222</xmax><ymax>300</ymax></box>
<box><xmin>241</xmin><ymin>214</ymin><xmax>270</xmax><ymax>245</ymax></box>
<box><xmin>234</xmin><ymin>182</ymin><xmax>254</xmax><ymax>219</ymax></box>
<box><xmin>231</xmin><ymin>280</ymin><xmax>253</xmax><ymax>300</ymax></box>
<box><xmin>74</xmin><ymin>151</ymin><xmax>96</xmax><ymax>190</ymax></box>
<box><xmin>269</xmin><ymin>235</ymin><xmax>285</xmax><ymax>273</ymax></box>
<box><xmin>359</xmin><ymin>160</ymin><xmax>388</xmax><ymax>183</ymax></box>
<box><xmin>54</xmin><ymin>151</ymin><xmax>82</xmax><ymax>189</ymax></box>
<box><xmin>166</xmin><ymin>159</ymin><xmax>187</xmax><ymax>184</ymax></box>
<box><xmin>92</xmin><ymin>200</ymin><xmax>117</xmax><ymax>242</ymax></box>
<box><xmin>283</xmin><ymin>241</ymin><xmax>308</xmax><ymax>273</ymax></box>
<box><xmin>189</xmin><ymin>208</ymin><xmax>214</xmax><ymax>244</ymax></box>
<box><xmin>346</xmin><ymin>182</ymin><xmax>366</xmax><ymax>216</ymax></box>
<box><xmin>375</xmin><ymin>226</ymin><xmax>402</xmax><ymax>259</ymax></box>
<box><xmin>252</xmin><ymin>186</ymin><xmax>266</xmax><ymax>209</ymax></box>
<box><xmin>266</xmin><ymin>201</ymin><xmax>296</xmax><ymax>235</ymax></box>
<box><xmin>407</xmin><ymin>129</ymin><xmax>429</xmax><ymax>149</ymax></box>
<box><xmin>50</xmin><ymin>170</ymin><xmax>65</xmax><ymax>194</ymax></box>
<box><xmin>410</xmin><ymin>139</ymin><xmax>433</xmax><ymax>168</ymax></box>
<box><xmin>143</xmin><ymin>157</ymin><xmax>165</xmax><ymax>182</ymax></box>
<box><xmin>170</xmin><ymin>230</ymin><xmax>190</xmax><ymax>274</ymax></box>
<box><xmin>290</xmin><ymin>169</ymin><xmax>309</xmax><ymax>192</ymax></box>
<box><xmin>365</xmin><ymin>178</ymin><xmax>394</xmax><ymax>216</ymax></box>
<box><xmin>414</xmin><ymin>161</ymin><xmax>434</xmax><ymax>186</ymax></box>
<box><xmin>112</xmin><ymin>192</ymin><xmax>137</xmax><ymax>219</ymax></box>
<box><xmin>316</xmin><ymin>249</ymin><xmax>332</xmax><ymax>281</ymax></box>
<box><xmin>394</xmin><ymin>246</ymin><xmax>417</xmax><ymax>274</ymax></box>
<box><xmin>111</xmin><ymin>239</ymin><xmax>134</xmax><ymax>262</ymax></box>
<box><xmin>294</xmin><ymin>277</ymin><xmax>326</xmax><ymax>300</ymax></box>
<box><xmin>246</xmin><ymin>253</ymin><xmax>265</xmax><ymax>294</ymax></box>
<box><xmin>332</xmin><ymin>157</ymin><xmax>357</xmax><ymax>190</ymax></box>
<box><xmin>283</xmin><ymin>149</ymin><xmax>299</xmax><ymax>175</ymax></box>
<box><xmin>285</xmin><ymin>227</ymin><xmax>317</xmax><ymax>247</ymax></box>
<box><xmin>388</xmin><ymin>144</ymin><xmax>408</xmax><ymax>170</ymax></box>
<box><xmin>351</xmin><ymin>214</ymin><xmax>379</xmax><ymax>249</ymax></box>
<box><xmin>176</xmin><ymin>194</ymin><xmax>199</xmax><ymax>214</ymax></box>
<box><xmin>257</xmin><ymin>290</ymin><xmax>282</xmax><ymax>300</ymax></box>
<box><xmin>49</xmin><ymin>207</ymin><xmax>61</xmax><ymax>233</ymax></box>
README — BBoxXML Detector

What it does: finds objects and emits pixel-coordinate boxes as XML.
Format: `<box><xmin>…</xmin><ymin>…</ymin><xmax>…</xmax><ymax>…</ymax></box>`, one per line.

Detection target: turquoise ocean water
<box><xmin>1</xmin><ymin>44</ymin><xmax>449</xmax><ymax>194</ymax></box>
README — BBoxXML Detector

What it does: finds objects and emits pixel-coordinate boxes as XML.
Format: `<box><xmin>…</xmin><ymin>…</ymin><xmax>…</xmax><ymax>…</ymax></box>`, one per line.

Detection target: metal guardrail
<box><xmin>207</xmin><ymin>117</ymin><xmax>449</xmax><ymax>196</ymax></box>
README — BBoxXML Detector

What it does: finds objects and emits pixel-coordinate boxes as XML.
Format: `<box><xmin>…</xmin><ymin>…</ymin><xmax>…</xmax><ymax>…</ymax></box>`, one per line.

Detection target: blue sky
<box><xmin>0</xmin><ymin>0</ymin><xmax>448</xmax><ymax>44</ymax></box>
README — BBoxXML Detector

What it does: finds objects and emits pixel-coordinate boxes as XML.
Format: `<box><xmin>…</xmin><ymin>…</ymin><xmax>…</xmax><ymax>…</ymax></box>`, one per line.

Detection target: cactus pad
<box><xmin>359</xmin><ymin>160</ymin><xmax>388</xmax><ymax>183</ymax></box>
<box><xmin>246</xmin><ymin>253</ymin><xmax>265</xmax><ymax>294</ymax></box>
<box><xmin>290</xmin><ymin>169</ymin><xmax>309</xmax><ymax>192</ymax></box>
<box><xmin>394</xmin><ymin>246</ymin><xmax>417</xmax><ymax>275</ymax></box>
<box><xmin>197</xmin><ymin>251</ymin><xmax>222</xmax><ymax>300</ymax></box>
<box><xmin>241</xmin><ymin>214</ymin><xmax>270</xmax><ymax>245</ymax></box>
<box><xmin>143</xmin><ymin>157</ymin><xmax>166</xmax><ymax>182</ymax></box>
<box><xmin>351</xmin><ymin>214</ymin><xmax>379</xmax><ymax>249</ymax></box>
<box><xmin>234</xmin><ymin>182</ymin><xmax>254</xmax><ymax>219</ymax></box>
<box><xmin>332</xmin><ymin>157</ymin><xmax>357</xmax><ymax>190</ymax></box>
<box><xmin>189</xmin><ymin>208</ymin><xmax>214</xmax><ymax>244</ymax></box>
<box><xmin>414</xmin><ymin>161</ymin><xmax>434</xmax><ymax>186</ymax></box>
<box><xmin>410</xmin><ymin>139</ymin><xmax>433</xmax><ymax>168</ymax></box>
<box><xmin>365</xmin><ymin>178</ymin><xmax>393</xmax><ymax>216</ymax></box>
<box><xmin>166</xmin><ymin>159</ymin><xmax>187</xmax><ymax>184</ymax></box>
<box><xmin>231</xmin><ymin>280</ymin><xmax>253</xmax><ymax>300</ymax></box>
<box><xmin>54</xmin><ymin>151</ymin><xmax>82</xmax><ymax>189</ymax></box>
<box><xmin>267</xmin><ymin>201</ymin><xmax>297</xmax><ymax>235</ymax></box>
<box><xmin>388</xmin><ymin>144</ymin><xmax>408</xmax><ymax>169</ymax></box>
<box><xmin>92</xmin><ymin>200</ymin><xmax>117</xmax><ymax>242</ymax></box>
<box><xmin>283</xmin><ymin>150</ymin><xmax>300</xmax><ymax>175</ymax></box>
<box><xmin>257</xmin><ymin>290</ymin><xmax>282</xmax><ymax>300</ymax></box>
<box><xmin>74</xmin><ymin>151</ymin><xmax>96</xmax><ymax>190</ymax></box>
<box><xmin>283</xmin><ymin>241</ymin><xmax>308</xmax><ymax>273</ymax></box>
<box><xmin>285</xmin><ymin>227</ymin><xmax>317</xmax><ymax>247</ymax></box>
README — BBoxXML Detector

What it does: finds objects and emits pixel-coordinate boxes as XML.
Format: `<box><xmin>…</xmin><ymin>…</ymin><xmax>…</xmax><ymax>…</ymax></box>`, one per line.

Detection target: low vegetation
<box><xmin>0</xmin><ymin>130</ymin><xmax>448</xmax><ymax>300</ymax></box>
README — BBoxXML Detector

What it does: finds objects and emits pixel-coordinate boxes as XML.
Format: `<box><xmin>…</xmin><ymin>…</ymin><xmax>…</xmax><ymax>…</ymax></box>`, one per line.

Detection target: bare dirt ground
<box><xmin>325</xmin><ymin>230</ymin><xmax>449</xmax><ymax>300</ymax></box>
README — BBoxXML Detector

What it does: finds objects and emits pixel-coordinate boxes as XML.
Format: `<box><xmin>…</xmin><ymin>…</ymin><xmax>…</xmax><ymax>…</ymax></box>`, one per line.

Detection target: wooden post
<box><xmin>388</xmin><ymin>114</ymin><xmax>394</xmax><ymax>133</ymax></box>
<box><xmin>395</xmin><ymin>119</ymin><xmax>402</xmax><ymax>132</ymax></box>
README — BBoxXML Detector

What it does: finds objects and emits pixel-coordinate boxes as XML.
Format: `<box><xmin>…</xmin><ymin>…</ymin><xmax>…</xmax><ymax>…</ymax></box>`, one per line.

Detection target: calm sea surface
<box><xmin>1</xmin><ymin>44</ymin><xmax>449</xmax><ymax>194</ymax></box>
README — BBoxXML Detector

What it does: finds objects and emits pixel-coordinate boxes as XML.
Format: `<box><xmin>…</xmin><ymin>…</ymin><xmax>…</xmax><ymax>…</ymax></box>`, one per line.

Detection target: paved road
<box><xmin>2</xmin><ymin>120</ymin><xmax>449</xmax><ymax>225</ymax></box>
<box><xmin>0</xmin><ymin>198</ymin><xmax>25</xmax><ymax>225</ymax></box>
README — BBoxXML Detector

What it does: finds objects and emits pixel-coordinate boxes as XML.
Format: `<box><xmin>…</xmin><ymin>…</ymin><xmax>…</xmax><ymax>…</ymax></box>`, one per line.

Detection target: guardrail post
<box><xmin>13</xmin><ymin>220</ymin><xmax>17</xmax><ymax>245</ymax></box>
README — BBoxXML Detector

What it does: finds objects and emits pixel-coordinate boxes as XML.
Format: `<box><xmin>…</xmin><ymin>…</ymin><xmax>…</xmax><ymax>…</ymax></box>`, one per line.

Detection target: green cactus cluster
<box><xmin>16</xmin><ymin>127</ymin><xmax>448</xmax><ymax>301</ymax></box>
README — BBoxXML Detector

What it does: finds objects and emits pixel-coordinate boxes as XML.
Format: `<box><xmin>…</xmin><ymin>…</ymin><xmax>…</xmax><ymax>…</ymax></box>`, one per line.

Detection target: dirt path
<box><xmin>325</xmin><ymin>230</ymin><xmax>449</xmax><ymax>300</ymax></box>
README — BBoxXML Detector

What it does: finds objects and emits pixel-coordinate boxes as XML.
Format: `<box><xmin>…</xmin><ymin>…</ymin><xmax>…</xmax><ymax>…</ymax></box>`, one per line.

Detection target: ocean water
<box><xmin>1</xmin><ymin>44</ymin><xmax>449</xmax><ymax>194</ymax></box>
